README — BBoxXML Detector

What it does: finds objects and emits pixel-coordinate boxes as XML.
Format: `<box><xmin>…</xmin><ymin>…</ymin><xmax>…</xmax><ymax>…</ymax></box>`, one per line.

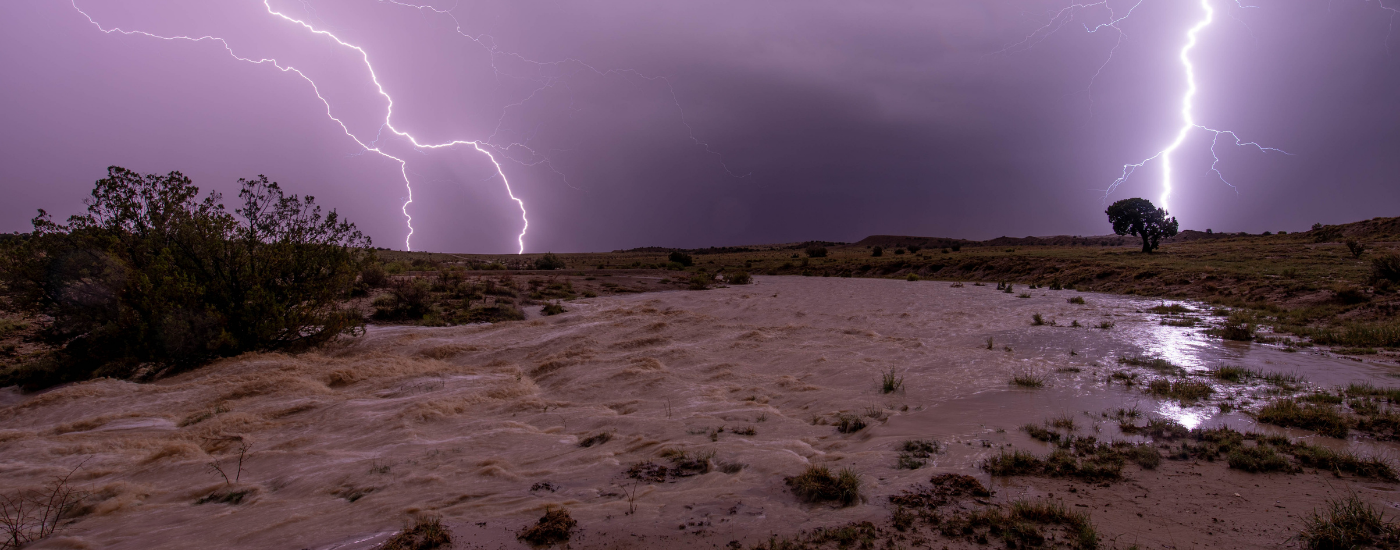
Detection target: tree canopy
<box><xmin>1</xmin><ymin>166</ymin><xmax>370</xmax><ymax>388</ymax></box>
<box><xmin>1105</xmin><ymin>198</ymin><xmax>1179</xmax><ymax>254</ymax></box>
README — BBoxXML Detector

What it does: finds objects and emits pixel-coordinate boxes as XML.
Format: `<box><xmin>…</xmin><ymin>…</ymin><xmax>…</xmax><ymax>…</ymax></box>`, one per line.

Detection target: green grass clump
<box><xmin>1226</xmin><ymin>444</ymin><xmax>1294</xmax><ymax>473</ymax></box>
<box><xmin>1300</xmin><ymin>496</ymin><xmax>1400</xmax><ymax>550</ymax></box>
<box><xmin>1256</xmin><ymin>400</ymin><xmax>1350</xmax><ymax>439</ymax></box>
<box><xmin>1146</xmin><ymin>378</ymin><xmax>1214</xmax><ymax>402</ymax></box>
<box><xmin>1149</xmin><ymin>304</ymin><xmax>1191</xmax><ymax>314</ymax></box>
<box><xmin>786</xmin><ymin>465</ymin><xmax>861</xmax><ymax>506</ymax></box>
<box><xmin>1210</xmin><ymin>365</ymin><xmax>1253</xmax><ymax>382</ymax></box>
<box><xmin>880</xmin><ymin>367</ymin><xmax>904</xmax><ymax>394</ymax></box>
<box><xmin>982</xmin><ymin>447</ymin><xmax>1125</xmax><ymax>482</ymax></box>
<box><xmin>1117</xmin><ymin>355</ymin><xmax>1184</xmax><ymax>375</ymax></box>
<box><xmin>1032</xmin><ymin>313</ymin><xmax>1045</xmax><ymax>326</ymax></box>
<box><xmin>1289</xmin><ymin>443</ymin><xmax>1398</xmax><ymax>481</ymax></box>
<box><xmin>1345</xmin><ymin>383</ymin><xmax>1400</xmax><ymax>402</ymax></box>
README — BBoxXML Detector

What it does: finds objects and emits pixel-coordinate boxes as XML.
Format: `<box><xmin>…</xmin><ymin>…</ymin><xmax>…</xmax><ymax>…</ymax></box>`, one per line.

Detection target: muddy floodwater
<box><xmin>3</xmin><ymin>277</ymin><xmax>1398</xmax><ymax>549</ymax></box>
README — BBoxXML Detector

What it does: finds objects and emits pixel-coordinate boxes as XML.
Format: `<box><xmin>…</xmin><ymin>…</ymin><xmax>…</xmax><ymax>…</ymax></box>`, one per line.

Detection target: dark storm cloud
<box><xmin>2</xmin><ymin>0</ymin><xmax>1397</xmax><ymax>252</ymax></box>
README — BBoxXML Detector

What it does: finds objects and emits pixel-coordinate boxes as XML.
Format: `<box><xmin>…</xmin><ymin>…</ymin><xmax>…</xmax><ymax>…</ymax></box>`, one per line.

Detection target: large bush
<box><xmin>1</xmin><ymin>167</ymin><xmax>370</xmax><ymax>388</ymax></box>
<box><xmin>1373</xmin><ymin>253</ymin><xmax>1400</xmax><ymax>286</ymax></box>
<box><xmin>534</xmin><ymin>252</ymin><xmax>566</xmax><ymax>270</ymax></box>
<box><xmin>668</xmin><ymin>250</ymin><xmax>693</xmax><ymax>267</ymax></box>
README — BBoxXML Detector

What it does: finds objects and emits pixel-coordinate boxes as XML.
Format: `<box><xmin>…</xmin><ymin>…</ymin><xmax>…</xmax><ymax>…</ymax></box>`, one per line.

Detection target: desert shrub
<box><xmin>1214</xmin><ymin>313</ymin><xmax>1255</xmax><ymax>341</ymax></box>
<box><xmin>360</xmin><ymin>262</ymin><xmax>389</xmax><ymax>288</ymax></box>
<box><xmin>786</xmin><ymin>465</ymin><xmax>861</xmax><ymax>506</ymax></box>
<box><xmin>871</xmin><ymin>246</ymin><xmax>883</xmax><ymax>257</ymax></box>
<box><xmin>906</xmin><ymin>273</ymin><xmax>920</xmax><ymax>281</ymax></box>
<box><xmin>382</xmin><ymin>517</ymin><xmax>452</xmax><ymax>550</ymax></box>
<box><xmin>1068</xmin><ymin>296</ymin><xmax>1085</xmax><ymax>305</ymax></box>
<box><xmin>1226</xmin><ymin>444</ymin><xmax>1293</xmax><ymax>473</ymax></box>
<box><xmin>806</xmin><ymin>246</ymin><xmax>828</xmax><ymax>258</ymax></box>
<box><xmin>1373</xmin><ymin>253</ymin><xmax>1400</xmax><ymax>285</ymax></box>
<box><xmin>534</xmin><ymin>252</ymin><xmax>566</xmax><ymax>270</ymax></box>
<box><xmin>1333</xmin><ymin>287</ymin><xmax>1371</xmax><ymax>305</ymax></box>
<box><xmin>668</xmin><ymin>250</ymin><xmax>693</xmax><ymax>266</ymax></box>
<box><xmin>374</xmin><ymin>279</ymin><xmax>433</xmax><ymax>320</ymax></box>
<box><xmin>726</xmin><ymin>271</ymin><xmax>752</xmax><ymax>284</ymax></box>
<box><xmin>518</xmin><ymin>507</ymin><xmax>576</xmax><ymax>546</ymax></box>
<box><xmin>1031</xmin><ymin>313</ymin><xmax>1045</xmax><ymax>326</ymax></box>
<box><xmin>463</xmin><ymin>303</ymin><xmax>525</xmax><ymax>323</ymax></box>
<box><xmin>541</xmin><ymin>302</ymin><xmax>566</xmax><ymax>316</ymax></box>
<box><xmin>1347</xmin><ymin>240</ymin><xmax>1367</xmax><ymax>259</ymax></box>
<box><xmin>688</xmin><ymin>272</ymin><xmax>714</xmax><ymax>290</ymax></box>
<box><xmin>0</xmin><ymin>465</ymin><xmax>84</xmax><ymax>548</ymax></box>
<box><xmin>0</xmin><ymin>167</ymin><xmax>369</xmax><ymax>388</ymax></box>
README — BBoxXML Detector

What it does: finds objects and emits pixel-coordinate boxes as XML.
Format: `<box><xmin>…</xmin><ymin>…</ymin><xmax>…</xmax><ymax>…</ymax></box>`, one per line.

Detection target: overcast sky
<box><xmin>2</xmin><ymin>1</ymin><xmax>1397</xmax><ymax>252</ymax></box>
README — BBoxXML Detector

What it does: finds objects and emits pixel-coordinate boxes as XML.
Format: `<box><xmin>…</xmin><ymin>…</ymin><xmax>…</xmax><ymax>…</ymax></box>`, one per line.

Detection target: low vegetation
<box><xmin>880</xmin><ymin>367</ymin><xmax>904</xmax><ymax>393</ymax></box>
<box><xmin>1119</xmin><ymin>418</ymin><xmax>1397</xmax><ymax>481</ymax></box>
<box><xmin>381</xmin><ymin>517</ymin><xmax>452</xmax><ymax>550</ymax></box>
<box><xmin>1299</xmin><ymin>496</ymin><xmax>1400</xmax><ymax>550</ymax></box>
<box><xmin>895</xmin><ymin>440</ymin><xmax>940</xmax><ymax>470</ymax></box>
<box><xmin>517</xmin><ymin>507</ymin><xmax>576</xmax><ymax>546</ymax></box>
<box><xmin>1010</xmin><ymin>371</ymin><xmax>1045</xmax><ymax>388</ymax></box>
<box><xmin>786</xmin><ymin>465</ymin><xmax>861</xmax><ymax>506</ymax></box>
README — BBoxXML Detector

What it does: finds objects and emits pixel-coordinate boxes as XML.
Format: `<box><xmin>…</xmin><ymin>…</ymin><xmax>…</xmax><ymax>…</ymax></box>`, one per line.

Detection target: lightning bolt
<box><xmin>1102</xmin><ymin>0</ymin><xmax>1287</xmax><ymax>212</ymax></box>
<box><xmin>1006</xmin><ymin>0</ymin><xmax>1297</xmax><ymax>212</ymax></box>
<box><xmin>73</xmin><ymin>1</ymin><xmax>535</xmax><ymax>253</ymax></box>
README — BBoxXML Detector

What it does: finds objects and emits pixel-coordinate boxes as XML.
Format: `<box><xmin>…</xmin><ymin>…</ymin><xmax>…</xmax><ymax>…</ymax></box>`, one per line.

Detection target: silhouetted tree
<box><xmin>668</xmin><ymin>250</ymin><xmax>693</xmax><ymax>267</ymax></box>
<box><xmin>1105</xmin><ymin>198</ymin><xmax>1178</xmax><ymax>254</ymax></box>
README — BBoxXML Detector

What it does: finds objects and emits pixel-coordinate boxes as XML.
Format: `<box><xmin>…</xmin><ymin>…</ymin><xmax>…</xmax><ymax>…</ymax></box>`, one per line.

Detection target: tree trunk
<box><xmin>1141</xmin><ymin>234</ymin><xmax>1152</xmax><ymax>254</ymax></box>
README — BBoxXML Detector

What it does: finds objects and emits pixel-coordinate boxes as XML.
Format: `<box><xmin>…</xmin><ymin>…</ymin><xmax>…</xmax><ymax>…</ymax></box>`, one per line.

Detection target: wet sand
<box><xmin>3</xmin><ymin>277</ymin><xmax>1398</xmax><ymax>549</ymax></box>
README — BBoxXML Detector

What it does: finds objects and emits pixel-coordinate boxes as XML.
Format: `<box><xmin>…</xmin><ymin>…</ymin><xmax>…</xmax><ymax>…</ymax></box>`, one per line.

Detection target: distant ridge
<box><xmin>854</xmin><ymin>234</ymin><xmax>1129</xmax><ymax>249</ymax></box>
<box><xmin>605</xmin><ymin>216</ymin><xmax>1400</xmax><ymax>255</ymax></box>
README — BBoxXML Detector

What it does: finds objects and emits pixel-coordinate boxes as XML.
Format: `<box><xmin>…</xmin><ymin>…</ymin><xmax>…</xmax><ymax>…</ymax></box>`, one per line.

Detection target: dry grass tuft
<box><xmin>786</xmin><ymin>465</ymin><xmax>861</xmax><ymax>506</ymax></box>
<box><xmin>381</xmin><ymin>516</ymin><xmax>452</xmax><ymax>550</ymax></box>
<box><xmin>517</xmin><ymin>507</ymin><xmax>576</xmax><ymax>546</ymax></box>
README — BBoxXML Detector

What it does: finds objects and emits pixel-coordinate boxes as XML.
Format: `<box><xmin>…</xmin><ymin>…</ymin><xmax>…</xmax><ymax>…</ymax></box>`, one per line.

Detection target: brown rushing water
<box><xmin>3</xmin><ymin>276</ymin><xmax>1397</xmax><ymax>549</ymax></box>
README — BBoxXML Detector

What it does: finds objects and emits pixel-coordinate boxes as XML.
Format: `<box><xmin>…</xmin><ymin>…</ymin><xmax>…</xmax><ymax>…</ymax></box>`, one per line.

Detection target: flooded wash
<box><xmin>2</xmin><ymin>277</ymin><xmax>1396</xmax><ymax>549</ymax></box>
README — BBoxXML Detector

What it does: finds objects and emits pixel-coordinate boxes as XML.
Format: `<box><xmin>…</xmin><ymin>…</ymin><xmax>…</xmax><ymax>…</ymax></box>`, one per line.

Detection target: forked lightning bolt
<box><xmin>1005</xmin><ymin>0</ymin><xmax>1293</xmax><ymax>213</ymax></box>
<box><xmin>73</xmin><ymin>1</ymin><xmax>528</xmax><ymax>253</ymax></box>
<box><xmin>1101</xmin><ymin>0</ymin><xmax>1287</xmax><ymax>212</ymax></box>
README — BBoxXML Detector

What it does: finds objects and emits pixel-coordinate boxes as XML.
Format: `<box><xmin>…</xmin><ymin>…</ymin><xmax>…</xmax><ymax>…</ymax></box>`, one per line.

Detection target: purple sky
<box><xmin>2</xmin><ymin>1</ymin><xmax>1398</xmax><ymax>253</ymax></box>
